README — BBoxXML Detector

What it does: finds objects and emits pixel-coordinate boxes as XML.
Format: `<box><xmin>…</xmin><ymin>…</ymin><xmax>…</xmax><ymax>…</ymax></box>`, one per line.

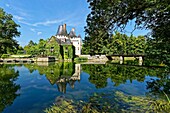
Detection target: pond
<box><xmin>0</xmin><ymin>62</ymin><xmax>169</xmax><ymax>113</ymax></box>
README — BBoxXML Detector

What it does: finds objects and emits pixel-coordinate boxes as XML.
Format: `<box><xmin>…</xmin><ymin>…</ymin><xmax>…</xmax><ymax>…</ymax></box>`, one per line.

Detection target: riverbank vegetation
<box><xmin>44</xmin><ymin>91</ymin><xmax>170</xmax><ymax>113</ymax></box>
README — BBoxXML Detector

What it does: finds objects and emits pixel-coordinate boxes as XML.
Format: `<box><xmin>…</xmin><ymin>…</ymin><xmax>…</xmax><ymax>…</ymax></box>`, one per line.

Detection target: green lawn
<box><xmin>10</xmin><ymin>55</ymin><xmax>32</xmax><ymax>58</ymax></box>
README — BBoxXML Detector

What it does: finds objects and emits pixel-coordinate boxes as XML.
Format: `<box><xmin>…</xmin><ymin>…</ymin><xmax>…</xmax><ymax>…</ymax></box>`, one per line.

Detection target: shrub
<box><xmin>1</xmin><ymin>54</ymin><xmax>10</xmax><ymax>58</ymax></box>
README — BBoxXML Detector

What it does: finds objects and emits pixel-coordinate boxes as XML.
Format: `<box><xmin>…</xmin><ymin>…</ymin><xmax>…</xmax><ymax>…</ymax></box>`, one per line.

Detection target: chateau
<box><xmin>46</xmin><ymin>24</ymin><xmax>82</xmax><ymax>59</ymax></box>
<box><xmin>55</xmin><ymin>24</ymin><xmax>82</xmax><ymax>56</ymax></box>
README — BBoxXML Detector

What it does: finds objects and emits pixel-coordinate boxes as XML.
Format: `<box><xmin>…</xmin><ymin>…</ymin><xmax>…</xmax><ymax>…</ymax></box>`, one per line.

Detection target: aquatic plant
<box><xmin>44</xmin><ymin>91</ymin><xmax>170</xmax><ymax>113</ymax></box>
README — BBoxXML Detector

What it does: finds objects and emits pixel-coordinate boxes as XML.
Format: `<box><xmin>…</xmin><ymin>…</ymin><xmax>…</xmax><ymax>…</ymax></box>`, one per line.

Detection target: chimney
<box><xmin>62</xmin><ymin>24</ymin><xmax>67</xmax><ymax>35</ymax></box>
<box><xmin>63</xmin><ymin>24</ymin><xmax>66</xmax><ymax>30</ymax></box>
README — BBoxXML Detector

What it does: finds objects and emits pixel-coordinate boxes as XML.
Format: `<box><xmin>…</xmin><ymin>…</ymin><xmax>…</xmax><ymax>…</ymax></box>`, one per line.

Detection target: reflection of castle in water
<box><xmin>46</xmin><ymin>63</ymin><xmax>81</xmax><ymax>93</ymax></box>
<box><xmin>56</xmin><ymin>64</ymin><xmax>81</xmax><ymax>93</ymax></box>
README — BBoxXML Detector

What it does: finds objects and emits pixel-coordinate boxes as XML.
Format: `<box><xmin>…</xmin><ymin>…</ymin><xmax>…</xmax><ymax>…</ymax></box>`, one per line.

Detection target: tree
<box><xmin>85</xmin><ymin>0</ymin><xmax>170</xmax><ymax>65</ymax></box>
<box><xmin>37</xmin><ymin>39</ymin><xmax>46</xmax><ymax>56</ymax></box>
<box><xmin>0</xmin><ymin>8</ymin><xmax>20</xmax><ymax>55</ymax></box>
<box><xmin>24</xmin><ymin>40</ymin><xmax>37</xmax><ymax>55</ymax></box>
<box><xmin>84</xmin><ymin>0</ymin><xmax>111</xmax><ymax>55</ymax></box>
<box><xmin>16</xmin><ymin>46</ymin><xmax>24</xmax><ymax>54</ymax></box>
<box><xmin>27</xmin><ymin>40</ymin><xmax>36</xmax><ymax>47</ymax></box>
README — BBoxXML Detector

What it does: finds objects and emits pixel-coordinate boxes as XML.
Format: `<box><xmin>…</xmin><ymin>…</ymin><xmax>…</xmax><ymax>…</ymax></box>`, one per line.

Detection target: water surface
<box><xmin>0</xmin><ymin>62</ymin><xmax>169</xmax><ymax>113</ymax></box>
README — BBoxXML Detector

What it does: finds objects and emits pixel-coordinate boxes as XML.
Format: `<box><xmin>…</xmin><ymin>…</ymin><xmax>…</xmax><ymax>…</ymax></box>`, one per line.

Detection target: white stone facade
<box><xmin>70</xmin><ymin>37</ymin><xmax>82</xmax><ymax>56</ymax></box>
<box><xmin>55</xmin><ymin>35</ymin><xmax>82</xmax><ymax>56</ymax></box>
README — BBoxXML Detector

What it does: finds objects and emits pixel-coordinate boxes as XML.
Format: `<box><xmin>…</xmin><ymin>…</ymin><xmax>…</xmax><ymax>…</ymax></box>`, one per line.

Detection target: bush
<box><xmin>1</xmin><ymin>54</ymin><xmax>10</xmax><ymax>58</ymax></box>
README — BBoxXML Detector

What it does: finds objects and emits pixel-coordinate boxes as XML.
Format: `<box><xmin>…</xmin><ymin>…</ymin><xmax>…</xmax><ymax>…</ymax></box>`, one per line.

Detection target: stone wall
<box><xmin>37</xmin><ymin>57</ymin><xmax>55</xmax><ymax>62</ymax></box>
<box><xmin>80</xmin><ymin>55</ymin><xmax>108</xmax><ymax>61</ymax></box>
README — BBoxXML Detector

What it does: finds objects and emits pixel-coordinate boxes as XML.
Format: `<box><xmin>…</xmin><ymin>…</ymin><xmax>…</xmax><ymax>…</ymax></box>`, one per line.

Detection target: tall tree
<box><xmin>37</xmin><ymin>39</ymin><xmax>46</xmax><ymax>56</ymax></box>
<box><xmin>84</xmin><ymin>0</ymin><xmax>110</xmax><ymax>55</ymax></box>
<box><xmin>0</xmin><ymin>8</ymin><xmax>20</xmax><ymax>55</ymax></box>
<box><xmin>85</xmin><ymin>0</ymin><xmax>170</xmax><ymax>65</ymax></box>
<box><xmin>24</xmin><ymin>40</ymin><xmax>38</xmax><ymax>55</ymax></box>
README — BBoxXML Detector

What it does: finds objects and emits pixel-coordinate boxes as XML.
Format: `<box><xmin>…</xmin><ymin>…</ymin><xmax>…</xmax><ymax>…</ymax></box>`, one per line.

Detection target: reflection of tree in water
<box><xmin>24</xmin><ymin>63</ymin><xmax>81</xmax><ymax>93</ymax></box>
<box><xmin>0</xmin><ymin>64</ymin><xmax>20</xmax><ymax>112</ymax></box>
<box><xmin>146</xmin><ymin>67</ymin><xmax>170</xmax><ymax>99</ymax></box>
<box><xmin>82</xmin><ymin>64</ymin><xmax>169</xmax><ymax>97</ymax></box>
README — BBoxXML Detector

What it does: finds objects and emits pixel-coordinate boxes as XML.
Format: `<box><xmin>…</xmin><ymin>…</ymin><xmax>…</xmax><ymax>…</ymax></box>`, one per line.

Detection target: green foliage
<box><xmin>23</xmin><ymin>62</ymin><xmax>77</xmax><ymax>93</ymax></box>
<box><xmin>109</xmin><ymin>32</ymin><xmax>146</xmax><ymax>55</ymax></box>
<box><xmin>85</xmin><ymin>0</ymin><xmax>170</xmax><ymax>65</ymax></box>
<box><xmin>24</xmin><ymin>40</ymin><xmax>38</xmax><ymax>55</ymax></box>
<box><xmin>16</xmin><ymin>50</ymin><xmax>24</xmax><ymax>55</ymax></box>
<box><xmin>46</xmin><ymin>37</ymin><xmax>62</xmax><ymax>59</ymax></box>
<box><xmin>86</xmin><ymin>91</ymin><xmax>170</xmax><ymax>112</ymax></box>
<box><xmin>146</xmin><ymin>38</ymin><xmax>170</xmax><ymax>65</ymax></box>
<box><xmin>44</xmin><ymin>91</ymin><xmax>170</xmax><ymax>113</ymax></box>
<box><xmin>62</xmin><ymin>45</ymin><xmax>74</xmax><ymax>59</ymax></box>
<box><xmin>74</xmin><ymin>57</ymin><xmax>88</xmax><ymax>62</ymax></box>
<box><xmin>24</xmin><ymin>62</ymin><xmax>75</xmax><ymax>85</ymax></box>
<box><xmin>45</xmin><ymin>100</ymin><xmax>76</xmax><ymax>113</ymax></box>
<box><xmin>37</xmin><ymin>39</ymin><xmax>46</xmax><ymax>56</ymax></box>
<box><xmin>24</xmin><ymin>36</ymin><xmax>75</xmax><ymax>59</ymax></box>
<box><xmin>81</xmin><ymin>42</ymin><xmax>90</xmax><ymax>54</ymax></box>
<box><xmin>0</xmin><ymin>8</ymin><xmax>20</xmax><ymax>55</ymax></box>
<box><xmin>82</xmin><ymin>63</ymin><xmax>168</xmax><ymax>93</ymax></box>
<box><xmin>82</xmin><ymin>31</ymin><xmax>146</xmax><ymax>55</ymax></box>
<box><xmin>1</xmin><ymin>54</ymin><xmax>10</xmax><ymax>58</ymax></box>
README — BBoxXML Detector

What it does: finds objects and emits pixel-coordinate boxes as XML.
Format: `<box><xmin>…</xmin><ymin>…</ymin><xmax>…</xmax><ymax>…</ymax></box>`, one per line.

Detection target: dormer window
<box><xmin>61</xmin><ymin>38</ymin><xmax>65</xmax><ymax>42</ymax></box>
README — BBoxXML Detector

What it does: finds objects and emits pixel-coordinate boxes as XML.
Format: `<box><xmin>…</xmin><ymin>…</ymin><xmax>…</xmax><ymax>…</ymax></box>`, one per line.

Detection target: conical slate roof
<box><xmin>57</xmin><ymin>25</ymin><xmax>63</xmax><ymax>35</ymax></box>
<box><xmin>69</xmin><ymin>28</ymin><xmax>77</xmax><ymax>37</ymax></box>
<box><xmin>56</xmin><ymin>24</ymin><xmax>68</xmax><ymax>36</ymax></box>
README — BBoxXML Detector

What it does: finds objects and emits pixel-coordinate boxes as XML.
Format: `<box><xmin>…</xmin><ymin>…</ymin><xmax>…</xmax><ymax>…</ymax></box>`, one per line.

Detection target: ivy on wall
<box><xmin>62</xmin><ymin>45</ymin><xmax>75</xmax><ymax>59</ymax></box>
<box><xmin>45</xmin><ymin>36</ymin><xmax>75</xmax><ymax>59</ymax></box>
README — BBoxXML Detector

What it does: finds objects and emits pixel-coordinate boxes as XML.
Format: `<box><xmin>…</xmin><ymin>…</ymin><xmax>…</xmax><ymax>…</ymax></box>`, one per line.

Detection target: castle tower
<box><xmin>55</xmin><ymin>24</ymin><xmax>82</xmax><ymax>56</ymax></box>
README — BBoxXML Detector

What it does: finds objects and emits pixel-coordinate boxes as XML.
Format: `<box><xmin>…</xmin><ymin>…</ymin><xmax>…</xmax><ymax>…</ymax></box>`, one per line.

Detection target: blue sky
<box><xmin>0</xmin><ymin>0</ymin><xmax>90</xmax><ymax>46</ymax></box>
<box><xmin>0</xmin><ymin>0</ymin><xmax>148</xmax><ymax>47</ymax></box>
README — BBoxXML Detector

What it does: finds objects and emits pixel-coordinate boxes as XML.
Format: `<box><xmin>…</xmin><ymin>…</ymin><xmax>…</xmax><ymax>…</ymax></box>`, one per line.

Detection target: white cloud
<box><xmin>33</xmin><ymin>19</ymin><xmax>65</xmax><ymax>26</ymax></box>
<box><xmin>18</xmin><ymin>18</ymin><xmax>65</xmax><ymax>27</ymax></box>
<box><xmin>18</xmin><ymin>21</ymin><xmax>33</xmax><ymax>26</ymax></box>
<box><xmin>37</xmin><ymin>32</ymin><xmax>42</xmax><ymax>35</ymax></box>
<box><xmin>30</xmin><ymin>28</ymin><xmax>36</xmax><ymax>32</ymax></box>
<box><xmin>6</xmin><ymin>4</ymin><xmax>10</xmax><ymax>7</ymax></box>
<box><xmin>17</xmin><ymin>13</ymin><xmax>83</xmax><ymax>27</ymax></box>
<box><xmin>13</xmin><ymin>15</ymin><xmax>24</xmax><ymax>21</ymax></box>
<box><xmin>66</xmin><ymin>21</ymin><xmax>84</xmax><ymax>27</ymax></box>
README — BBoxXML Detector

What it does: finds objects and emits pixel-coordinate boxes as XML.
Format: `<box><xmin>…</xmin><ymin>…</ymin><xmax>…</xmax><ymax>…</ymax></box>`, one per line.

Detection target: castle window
<box><xmin>66</xmin><ymin>46</ymin><xmax>68</xmax><ymax>52</ymax></box>
<box><xmin>50</xmin><ymin>47</ymin><xmax>54</xmax><ymax>53</ymax></box>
